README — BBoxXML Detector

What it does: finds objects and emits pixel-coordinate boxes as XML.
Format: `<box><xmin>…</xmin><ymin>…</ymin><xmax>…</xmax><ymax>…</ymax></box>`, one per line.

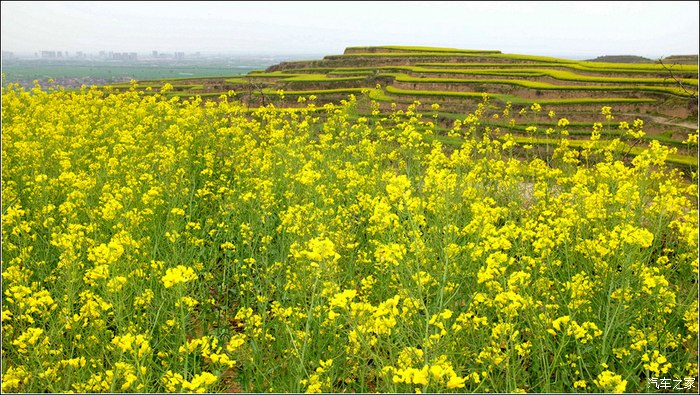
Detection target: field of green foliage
<box><xmin>1</xmin><ymin>79</ymin><xmax>698</xmax><ymax>392</ymax></box>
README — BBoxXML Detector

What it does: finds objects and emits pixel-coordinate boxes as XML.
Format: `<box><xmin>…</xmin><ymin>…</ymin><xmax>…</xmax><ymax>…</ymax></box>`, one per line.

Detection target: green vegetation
<box><xmin>391</xmin><ymin>74</ymin><xmax>692</xmax><ymax>96</ymax></box>
<box><xmin>417</xmin><ymin>62</ymin><xmax>700</xmax><ymax>74</ymax></box>
<box><xmin>113</xmin><ymin>83</ymin><xmax>204</xmax><ymax>91</ymax></box>
<box><xmin>223</xmin><ymin>77</ymin><xmax>250</xmax><ymax>84</ymax></box>
<box><xmin>389</xmin><ymin>67</ymin><xmax>698</xmax><ymax>85</ymax></box>
<box><xmin>1</xmin><ymin>61</ymin><xmax>258</xmax><ymax>83</ymax></box>
<box><xmin>327</xmin><ymin>70</ymin><xmax>376</xmax><ymax>76</ymax></box>
<box><xmin>384</xmin><ymin>85</ymin><xmax>658</xmax><ymax>105</ymax></box>
<box><xmin>282</xmin><ymin>74</ymin><xmax>367</xmax><ymax>82</ymax></box>
<box><xmin>661</xmin><ymin>55</ymin><xmax>699</xmax><ymax>64</ymax></box>
<box><xmin>332</xmin><ymin>52</ymin><xmax>580</xmax><ymax>63</ymax></box>
<box><xmin>346</xmin><ymin>45</ymin><xmax>501</xmax><ymax>54</ymax></box>
<box><xmin>259</xmin><ymin>87</ymin><xmax>368</xmax><ymax>96</ymax></box>
<box><xmin>585</xmin><ymin>55</ymin><xmax>654</xmax><ymax>63</ymax></box>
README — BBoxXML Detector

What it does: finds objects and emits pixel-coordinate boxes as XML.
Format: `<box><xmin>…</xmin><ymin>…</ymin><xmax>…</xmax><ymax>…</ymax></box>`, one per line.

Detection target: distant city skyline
<box><xmin>2</xmin><ymin>1</ymin><xmax>698</xmax><ymax>60</ymax></box>
<box><xmin>2</xmin><ymin>49</ymin><xmax>281</xmax><ymax>58</ymax></box>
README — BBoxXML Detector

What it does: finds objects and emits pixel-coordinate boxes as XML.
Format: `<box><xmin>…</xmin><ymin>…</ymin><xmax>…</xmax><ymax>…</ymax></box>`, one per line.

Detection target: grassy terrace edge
<box><xmin>384</xmin><ymin>85</ymin><xmax>659</xmax><ymax>105</ymax></box>
<box><xmin>416</xmin><ymin>62</ymin><xmax>699</xmax><ymax>74</ymax></box>
<box><xmin>389</xmin><ymin>75</ymin><xmax>692</xmax><ymax>96</ymax></box>
<box><xmin>345</xmin><ymin>45</ymin><xmax>502</xmax><ymax>54</ymax></box>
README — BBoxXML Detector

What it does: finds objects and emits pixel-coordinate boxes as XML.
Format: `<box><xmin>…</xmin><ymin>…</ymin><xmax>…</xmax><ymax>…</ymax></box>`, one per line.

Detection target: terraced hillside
<box><xmin>120</xmin><ymin>46</ymin><xmax>698</xmax><ymax>164</ymax></box>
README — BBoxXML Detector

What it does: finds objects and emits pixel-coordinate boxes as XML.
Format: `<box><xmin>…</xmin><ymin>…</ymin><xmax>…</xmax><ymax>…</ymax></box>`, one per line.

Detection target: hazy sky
<box><xmin>2</xmin><ymin>1</ymin><xmax>698</xmax><ymax>59</ymax></box>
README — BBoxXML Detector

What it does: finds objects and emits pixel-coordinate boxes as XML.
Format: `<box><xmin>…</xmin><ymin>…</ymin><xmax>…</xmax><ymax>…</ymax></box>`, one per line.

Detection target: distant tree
<box><xmin>242</xmin><ymin>81</ymin><xmax>269</xmax><ymax>109</ymax></box>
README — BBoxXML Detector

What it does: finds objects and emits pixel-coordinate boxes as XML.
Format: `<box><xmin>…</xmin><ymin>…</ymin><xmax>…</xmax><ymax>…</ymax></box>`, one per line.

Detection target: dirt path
<box><xmin>646</xmin><ymin>115</ymin><xmax>698</xmax><ymax>130</ymax></box>
<box><xmin>621</xmin><ymin>113</ymin><xmax>698</xmax><ymax>130</ymax></box>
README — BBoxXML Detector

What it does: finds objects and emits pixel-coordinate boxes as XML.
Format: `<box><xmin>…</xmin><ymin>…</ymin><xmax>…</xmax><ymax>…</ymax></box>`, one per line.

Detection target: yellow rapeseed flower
<box><xmin>594</xmin><ymin>370</ymin><xmax>626</xmax><ymax>393</ymax></box>
<box><xmin>161</xmin><ymin>265</ymin><xmax>197</xmax><ymax>288</ymax></box>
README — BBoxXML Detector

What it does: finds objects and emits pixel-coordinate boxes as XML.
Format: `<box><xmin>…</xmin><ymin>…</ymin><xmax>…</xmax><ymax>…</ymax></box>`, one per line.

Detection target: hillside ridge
<box><xmin>122</xmin><ymin>45</ymin><xmax>699</xmax><ymax>151</ymax></box>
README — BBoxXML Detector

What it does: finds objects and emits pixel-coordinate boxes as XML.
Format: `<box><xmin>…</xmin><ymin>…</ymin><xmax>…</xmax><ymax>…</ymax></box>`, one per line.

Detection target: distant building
<box><xmin>152</xmin><ymin>50</ymin><xmax>158</xmax><ymax>58</ymax></box>
<box><xmin>2</xmin><ymin>51</ymin><xmax>15</xmax><ymax>59</ymax></box>
<box><xmin>174</xmin><ymin>51</ymin><xmax>185</xmax><ymax>60</ymax></box>
<box><xmin>110</xmin><ymin>52</ymin><xmax>138</xmax><ymax>61</ymax></box>
<box><xmin>41</xmin><ymin>50</ymin><xmax>57</xmax><ymax>58</ymax></box>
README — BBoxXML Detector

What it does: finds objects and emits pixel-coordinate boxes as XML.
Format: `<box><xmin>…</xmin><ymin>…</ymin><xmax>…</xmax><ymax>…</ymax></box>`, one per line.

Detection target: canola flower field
<box><xmin>1</xmin><ymin>82</ymin><xmax>698</xmax><ymax>393</ymax></box>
